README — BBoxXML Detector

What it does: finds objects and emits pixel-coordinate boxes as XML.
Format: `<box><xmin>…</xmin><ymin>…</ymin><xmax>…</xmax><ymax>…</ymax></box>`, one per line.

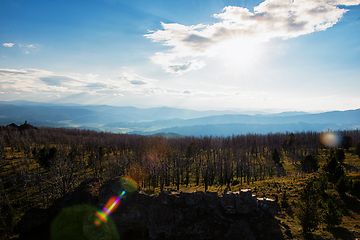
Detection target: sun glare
<box><xmin>213</xmin><ymin>37</ymin><xmax>260</xmax><ymax>70</ymax></box>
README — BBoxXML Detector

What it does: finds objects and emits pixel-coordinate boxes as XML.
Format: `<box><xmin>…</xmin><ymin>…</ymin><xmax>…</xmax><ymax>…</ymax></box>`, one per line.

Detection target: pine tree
<box><xmin>296</xmin><ymin>177</ymin><xmax>323</xmax><ymax>238</ymax></box>
<box><xmin>272</xmin><ymin>148</ymin><xmax>280</xmax><ymax>164</ymax></box>
<box><xmin>324</xmin><ymin>198</ymin><xmax>343</xmax><ymax>228</ymax></box>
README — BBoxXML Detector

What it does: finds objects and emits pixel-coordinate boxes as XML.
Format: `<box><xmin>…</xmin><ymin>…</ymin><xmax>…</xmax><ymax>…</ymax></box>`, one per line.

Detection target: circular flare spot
<box><xmin>51</xmin><ymin>205</ymin><xmax>119</xmax><ymax>240</ymax></box>
<box><xmin>320</xmin><ymin>132</ymin><xmax>341</xmax><ymax>148</ymax></box>
<box><xmin>120</xmin><ymin>176</ymin><xmax>139</xmax><ymax>193</ymax></box>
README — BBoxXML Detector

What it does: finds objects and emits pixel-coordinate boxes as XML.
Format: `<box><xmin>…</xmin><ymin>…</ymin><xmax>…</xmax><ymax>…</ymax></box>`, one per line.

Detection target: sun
<box><xmin>212</xmin><ymin>37</ymin><xmax>261</xmax><ymax>69</ymax></box>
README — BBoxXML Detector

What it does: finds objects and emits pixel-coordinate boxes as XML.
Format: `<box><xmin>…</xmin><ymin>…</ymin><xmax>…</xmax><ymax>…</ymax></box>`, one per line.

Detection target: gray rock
<box><xmin>180</xmin><ymin>190</ymin><xmax>203</xmax><ymax>206</ymax></box>
<box><xmin>220</xmin><ymin>192</ymin><xmax>236</xmax><ymax>214</ymax></box>
<box><xmin>225</xmin><ymin>220</ymin><xmax>256</xmax><ymax>240</ymax></box>
<box><xmin>17</xmin><ymin>178</ymin><xmax>281</xmax><ymax>240</ymax></box>
<box><xmin>257</xmin><ymin>197</ymin><xmax>278</xmax><ymax>216</ymax></box>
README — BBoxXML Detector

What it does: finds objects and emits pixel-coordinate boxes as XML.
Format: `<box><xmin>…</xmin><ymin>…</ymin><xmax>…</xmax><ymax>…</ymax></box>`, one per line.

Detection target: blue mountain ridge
<box><xmin>0</xmin><ymin>100</ymin><xmax>359</xmax><ymax>136</ymax></box>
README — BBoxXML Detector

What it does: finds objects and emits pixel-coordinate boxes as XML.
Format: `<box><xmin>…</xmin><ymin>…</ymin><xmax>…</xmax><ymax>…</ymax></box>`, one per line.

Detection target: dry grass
<box><xmin>1</xmin><ymin>146</ymin><xmax>360</xmax><ymax>239</ymax></box>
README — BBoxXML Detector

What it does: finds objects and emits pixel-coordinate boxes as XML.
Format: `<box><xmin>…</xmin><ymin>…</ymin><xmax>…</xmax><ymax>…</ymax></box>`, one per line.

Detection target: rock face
<box><xmin>16</xmin><ymin>178</ymin><xmax>283</xmax><ymax>240</ymax></box>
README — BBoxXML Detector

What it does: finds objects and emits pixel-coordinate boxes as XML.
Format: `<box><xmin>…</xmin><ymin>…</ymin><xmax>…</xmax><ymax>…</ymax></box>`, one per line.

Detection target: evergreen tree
<box><xmin>356</xmin><ymin>142</ymin><xmax>360</xmax><ymax>157</ymax></box>
<box><xmin>37</xmin><ymin>147</ymin><xmax>57</xmax><ymax>169</ymax></box>
<box><xmin>272</xmin><ymin>148</ymin><xmax>280</xmax><ymax>164</ymax></box>
<box><xmin>335</xmin><ymin>148</ymin><xmax>345</xmax><ymax>164</ymax></box>
<box><xmin>323</xmin><ymin>151</ymin><xmax>345</xmax><ymax>184</ymax></box>
<box><xmin>296</xmin><ymin>177</ymin><xmax>323</xmax><ymax>238</ymax></box>
<box><xmin>341</xmin><ymin>135</ymin><xmax>352</xmax><ymax>150</ymax></box>
<box><xmin>336</xmin><ymin>175</ymin><xmax>350</xmax><ymax>196</ymax></box>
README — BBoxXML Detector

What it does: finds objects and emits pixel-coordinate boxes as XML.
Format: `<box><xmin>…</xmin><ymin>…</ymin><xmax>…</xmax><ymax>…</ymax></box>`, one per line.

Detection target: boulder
<box><xmin>225</xmin><ymin>220</ymin><xmax>256</xmax><ymax>240</ymax></box>
<box><xmin>17</xmin><ymin>178</ymin><xmax>281</xmax><ymax>240</ymax></box>
<box><xmin>219</xmin><ymin>192</ymin><xmax>236</xmax><ymax>214</ymax></box>
<box><xmin>180</xmin><ymin>191</ymin><xmax>203</xmax><ymax>206</ymax></box>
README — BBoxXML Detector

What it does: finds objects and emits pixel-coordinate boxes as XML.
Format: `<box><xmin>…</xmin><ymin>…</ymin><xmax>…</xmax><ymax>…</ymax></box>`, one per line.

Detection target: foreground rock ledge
<box><xmin>16</xmin><ymin>178</ymin><xmax>283</xmax><ymax>240</ymax></box>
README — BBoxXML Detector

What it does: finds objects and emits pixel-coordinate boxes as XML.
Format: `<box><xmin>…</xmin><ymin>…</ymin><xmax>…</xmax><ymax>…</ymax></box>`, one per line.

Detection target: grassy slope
<box><xmin>1</xmin><ymin>147</ymin><xmax>360</xmax><ymax>239</ymax></box>
<box><xmin>156</xmin><ymin>150</ymin><xmax>360</xmax><ymax>240</ymax></box>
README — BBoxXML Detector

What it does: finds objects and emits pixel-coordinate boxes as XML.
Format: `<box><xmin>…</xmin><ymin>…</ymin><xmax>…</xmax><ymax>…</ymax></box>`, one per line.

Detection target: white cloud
<box><xmin>17</xmin><ymin>43</ymin><xmax>39</xmax><ymax>53</ymax></box>
<box><xmin>3</xmin><ymin>43</ymin><xmax>14</xmax><ymax>47</ymax></box>
<box><xmin>165</xmin><ymin>60</ymin><xmax>206</xmax><ymax>74</ymax></box>
<box><xmin>119</xmin><ymin>72</ymin><xmax>158</xmax><ymax>86</ymax></box>
<box><xmin>0</xmin><ymin>68</ymin><xmax>166</xmax><ymax>101</ymax></box>
<box><xmin>40</xmin><ymin>76</ymin><xmax>76</xmax><ymax>86</ymax></box>
<box><xmin>2</xmin><ymin>43</ymin><xmax>37</xmax><ymax>51</ymax></box>
<box><xmin>146</xmin><ymin>0</ymin><xmax>360</xmax><ymax>73</ymax></box>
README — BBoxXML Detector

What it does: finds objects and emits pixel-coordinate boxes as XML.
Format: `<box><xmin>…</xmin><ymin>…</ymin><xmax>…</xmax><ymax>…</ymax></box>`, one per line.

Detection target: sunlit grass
<box><xmin>1</xmin><ymin>140</ymin><xmax>360</xmax><ymax>239</ymax></box>
<box><xmin>140</xmin><ymin>150</ymin><xmax>360</xmax><ymax>240</ymax></box>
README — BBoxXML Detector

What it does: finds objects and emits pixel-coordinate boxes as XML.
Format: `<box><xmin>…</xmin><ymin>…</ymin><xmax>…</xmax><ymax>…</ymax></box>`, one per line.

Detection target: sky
<box><xmin>1</xmin><ymin>0</ymin><xmax>360</xmax><ymax>112</ymax></box>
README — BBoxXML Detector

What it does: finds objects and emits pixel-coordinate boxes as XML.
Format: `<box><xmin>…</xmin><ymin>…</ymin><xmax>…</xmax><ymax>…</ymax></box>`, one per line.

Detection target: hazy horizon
<box><xmin>1</xmin><ymin>0</ymin><xmax>360</xmax><ymax>113</ymax></box>
<box><xmin>2</xmin><ymin>99</ymin><xmax>359</xmax><ymax>115</ymax></box>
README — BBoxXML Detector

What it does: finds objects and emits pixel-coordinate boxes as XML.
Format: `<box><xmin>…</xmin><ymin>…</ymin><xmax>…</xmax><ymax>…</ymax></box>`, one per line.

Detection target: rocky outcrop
<box><xmin>5</xmin><ymin>121</ymin><xmax>38</xmax><ymax>132</ymax></box>
<box><xmin>16</xmin><ymin>178</ymin><xmax>283</xmax><ymax>240</ymax></box>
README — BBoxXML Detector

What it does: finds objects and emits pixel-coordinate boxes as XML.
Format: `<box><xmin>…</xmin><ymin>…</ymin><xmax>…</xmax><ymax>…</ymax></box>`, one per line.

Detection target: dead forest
<box><xmin>1</xmin><ymin>122</ymin><xmax>360</xmax><ymax>238</ymax></box>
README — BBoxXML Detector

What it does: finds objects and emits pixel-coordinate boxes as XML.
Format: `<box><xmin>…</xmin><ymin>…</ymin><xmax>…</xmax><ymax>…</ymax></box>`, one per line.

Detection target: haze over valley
<box><xmin>1</xmin><ymin>101</ymin><xmax>359</xmax><ymax>136</ymax></box>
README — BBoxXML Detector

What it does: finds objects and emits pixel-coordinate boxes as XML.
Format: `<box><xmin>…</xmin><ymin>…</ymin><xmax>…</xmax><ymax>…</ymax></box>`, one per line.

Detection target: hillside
<box><xmin>0</xmin><ymin>126</ymin><xmax>359</xmax><ymax>239</ymax></box>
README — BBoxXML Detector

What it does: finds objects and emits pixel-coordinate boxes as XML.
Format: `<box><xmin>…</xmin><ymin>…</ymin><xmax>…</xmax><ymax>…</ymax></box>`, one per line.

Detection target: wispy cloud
<box><xmin>119</xmin><ymin>72</ymin><xmax>158</xmax><ymax>86</ymax></box>
<box><xmin>2</xmin><ymin>42</ymin><xmax>39</xmax><ymax>53</ymax></box>
<box><xmin>0</xmin><ymin>68</ymin><xmax>162</xmax><ymax>100</ymax></box>
<box><xmin>146</xmin><ymin>0</ymin><xmax>360</xmax><ymax>74</ymax></box>
<box><xmin>40</xmin><ymin>76</ymin><xmax>77</xmax><ymax>86</ymax></box>
<box><xmin>19</xmin><ymin>43</ymin><xmax>38</xmax><ymax>54</ymax></box>
<box><xmin>2</xmin><ymin>43</ymin><xmax>14</xmax><ymax>47</ymax></box>
<box><xmin>0</xmin><ymin>68</ymin><xmax>268</xmax><ymax>104</ymax></box>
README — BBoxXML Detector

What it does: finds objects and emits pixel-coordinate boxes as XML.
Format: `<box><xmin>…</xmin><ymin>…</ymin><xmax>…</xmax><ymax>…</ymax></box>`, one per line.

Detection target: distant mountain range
<box><xmin>0</xmin><ymin>100</ymin><xmax>359</xmax><ymax>136</ymax></box>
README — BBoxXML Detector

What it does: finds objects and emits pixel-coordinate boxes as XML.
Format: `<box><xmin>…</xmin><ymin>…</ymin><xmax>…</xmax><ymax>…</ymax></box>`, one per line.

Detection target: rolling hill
<box><xmin>0</xmin><ymin>101</ymin><xmax>359</xmax><ymax>136</ymax></box>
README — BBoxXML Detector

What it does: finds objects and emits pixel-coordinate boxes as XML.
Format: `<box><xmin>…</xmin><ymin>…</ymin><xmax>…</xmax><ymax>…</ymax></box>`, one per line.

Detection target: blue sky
<box><xmin>1</xmin><ymin>0</ymin><xmax>360</xmax><ymax>112</ymax></box>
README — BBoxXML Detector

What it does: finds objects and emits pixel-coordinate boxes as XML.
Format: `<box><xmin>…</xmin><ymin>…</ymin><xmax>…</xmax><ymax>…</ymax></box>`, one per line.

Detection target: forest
<box><xmin>1</xmin><ymin>122</ymin><xmax>360</xmax><ymax>239</ymax></box>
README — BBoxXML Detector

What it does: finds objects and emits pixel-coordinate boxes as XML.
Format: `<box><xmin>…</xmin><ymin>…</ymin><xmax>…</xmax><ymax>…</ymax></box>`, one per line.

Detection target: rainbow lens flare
<box><xmin>94</xmin><ymin>191</ymin><xmax>125</xmax><ymax>226</ymax></box>
<box><xmin>94</xmin><ymin>176</ymin><xmax>139</xmax><ymax>226</ymax></box>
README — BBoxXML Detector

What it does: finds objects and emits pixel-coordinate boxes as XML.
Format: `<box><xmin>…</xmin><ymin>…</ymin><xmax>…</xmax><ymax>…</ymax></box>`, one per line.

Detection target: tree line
<box><xmin>1</xmin><ymin>123</ymin><xmax>359</xmax><ymax>195</ymax></box>
<box><xmin>1</xmin><ymin>122</ymin><xmax>360</xmax><ymax>238</ymax></box>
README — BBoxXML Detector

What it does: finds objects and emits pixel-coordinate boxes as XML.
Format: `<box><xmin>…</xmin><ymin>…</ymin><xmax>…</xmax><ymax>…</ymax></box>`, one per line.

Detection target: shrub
<box><xmin>280</xmin><ymin>191</ymin><xmax>290</xmax><ymax>209</ymax></box>
<box><xmin>324</xmin><ymin>198</ymin><xmax>343</xmax><ymax>228</ymax></box>
<box><xmin>336</xmin><ymin>176</ymin><xmax>350</xmax><ymax>196</ymax></box>
<box><xmin>301</xmin><ymin>154</ymin><xmax>319</xmax><ymax>173</ymax></box>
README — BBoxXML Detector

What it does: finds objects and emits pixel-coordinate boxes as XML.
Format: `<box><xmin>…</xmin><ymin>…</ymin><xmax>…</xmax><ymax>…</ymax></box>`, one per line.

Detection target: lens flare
<box><xmin>94</xmin><ymin>176</ymin><xmax>139</xmax><ymax>227</ymax></box>
<box><xmin>126</xmin><ymin>164</ymin><xmax>148</xmax><ymax>184</ymax></box>
<box><xmin>94</xmin><ymin>190</ymin><xmax>125</xmax><ymax>226</ymax></box>
<box><xmin>51</xmin><ymin>205</ymin><xmax>119</xmax><ymax>240</ymax></box>
<box><xmin>121</xmin><ymin>175</ymin><xmax>139</xmax><ymax>193</ymax></box>
<box><xmin>320</xmin><ymin>132</ymin><xmax>341</xmax><ymax>148</ymax></box>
